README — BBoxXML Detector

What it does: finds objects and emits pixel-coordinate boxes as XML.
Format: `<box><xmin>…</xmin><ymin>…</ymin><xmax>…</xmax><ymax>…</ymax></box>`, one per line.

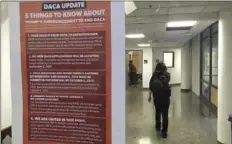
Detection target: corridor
<box><xmin>126</xmin><ymin>86</ymin><xmax>217</xmax><ymax>144</ymax></box>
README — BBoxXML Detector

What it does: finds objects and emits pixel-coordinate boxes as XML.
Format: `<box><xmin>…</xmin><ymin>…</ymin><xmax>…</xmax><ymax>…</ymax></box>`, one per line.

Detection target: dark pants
<box><xmin>129</xmin><ymin>72</ymin><xmax>137</xmax><ymax>85</ymax></box>
<box><xmin>154</xmin><ymin>98</ymin><xmax>170</xmax><ymax>133</ymax></box>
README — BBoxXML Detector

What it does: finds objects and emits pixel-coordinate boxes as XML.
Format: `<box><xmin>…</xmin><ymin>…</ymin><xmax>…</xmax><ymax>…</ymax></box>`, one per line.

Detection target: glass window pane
<box><xmin>212</xmin><ymin>23</ymin><xmax>218</xmax><ymax>34</ymax></box>
<box><xmin>202</xmin><ymin>82</ymin><xmax>210</xmax><ymax>100</ymax></box>
<box><xmin>202</xmin><ymin>38</ymin><xmax>210</xmax><ymax>82</ymax></box>
<box><xmin>203</xmin><ymin>28</ymin><xmax>210</xmax><ymax>39</ymax></box>
<box><xmin>212</xmin><ymin>34</ymin><xmax>218</xmax><ymax>86</ymax></box>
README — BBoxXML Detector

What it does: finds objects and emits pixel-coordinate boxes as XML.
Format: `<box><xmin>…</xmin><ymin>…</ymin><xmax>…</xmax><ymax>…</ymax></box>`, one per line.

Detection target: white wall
<box><xmin>153</xmin><ymin>47</ymin><xmax>181</xmax><ymax>84</ymax></box>
<box><xmin>126</xmin><ymin>48</ymin><xmax>153</xmax><ymax>88</ymax></box>
<box><xmin>142</xmin><ymin>48</ymin><xmax>153</xmax><ymax>88</ymax></box>
<box><xmin>191</xmin><ymin>35</ymin><xmax>200</xmax><ymax>96</ymax></box>
<box><xmin>181</xmin><ymin>42</ymin><xmax>192</xmax><ymax>90</ymax></box>
<box><xmin>1</xmin><ymin>17</ymin><xmax>12</xmax><ymax>130</ymax></box>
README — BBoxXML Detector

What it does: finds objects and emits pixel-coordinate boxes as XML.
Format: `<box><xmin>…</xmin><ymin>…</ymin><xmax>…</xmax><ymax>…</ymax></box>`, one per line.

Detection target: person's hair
<box><xmin>155</xmin><ymin>63</ymin><xmax>162</xmax><ymax>72</ymax></box>
<box><xmin>160</xmin><ymin>63</ymin><xmax>167</xmax><ymax>73</ymax></box>
<box><xmin>154</xmin><ymin>62</ymin><xmax>167</xmax><ymax>73</ymax></box>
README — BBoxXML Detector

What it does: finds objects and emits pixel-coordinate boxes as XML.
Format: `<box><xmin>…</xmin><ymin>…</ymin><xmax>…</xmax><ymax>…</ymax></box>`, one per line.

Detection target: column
<box><xmin>1</xmin><ymin>1</ymin><xmax>12</xmax><ymax>135</ymax></box>
<box><xmin>218</xmin><ymin>11</ymin><xmax>232</xmax><ymax>144</ymax></box>
<box><xmin>181</xmin><ymin>42</ymin><xmax>191</xmax><ymax>90</ymax></box>
<box><xmin>125</xmin><ymin>52</ymin><xmax>129</xmax><ymax>89</ymax></box>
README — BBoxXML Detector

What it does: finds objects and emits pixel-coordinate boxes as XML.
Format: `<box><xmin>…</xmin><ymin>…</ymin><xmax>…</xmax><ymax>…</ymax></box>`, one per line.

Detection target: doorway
<box><xmin>126</xmin><ymin>50</ymin><xmax>143</xmax><ymax>86</ymax></box>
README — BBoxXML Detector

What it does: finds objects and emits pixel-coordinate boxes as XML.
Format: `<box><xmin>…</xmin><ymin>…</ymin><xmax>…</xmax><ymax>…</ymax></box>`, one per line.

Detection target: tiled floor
<box><xmin>126</xmin><ymin>85</ymin><xmax>217</xmax><ymax>144</ymax></box>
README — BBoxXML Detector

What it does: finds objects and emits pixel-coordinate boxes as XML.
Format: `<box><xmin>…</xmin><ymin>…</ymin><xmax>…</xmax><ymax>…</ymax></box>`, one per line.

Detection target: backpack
<box><xmin>150</xmin><ymin>72</ymin><xmax>170</xmax><ymax>95</ymax></box>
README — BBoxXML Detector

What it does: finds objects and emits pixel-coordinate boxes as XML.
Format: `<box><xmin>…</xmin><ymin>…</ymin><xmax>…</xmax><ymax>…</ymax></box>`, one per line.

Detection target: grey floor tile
<box><xmin>126</xmin><ymin>85</ymin><xmax>217</xmax><ymax>144</ymax></box>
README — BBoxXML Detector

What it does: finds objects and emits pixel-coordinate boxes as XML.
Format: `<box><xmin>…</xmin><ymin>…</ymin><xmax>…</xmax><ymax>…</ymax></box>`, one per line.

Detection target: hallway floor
<box><xmin>126</xmin><ymin>86</ymin><xmax>217</xmax><ymax>144</ymax></box>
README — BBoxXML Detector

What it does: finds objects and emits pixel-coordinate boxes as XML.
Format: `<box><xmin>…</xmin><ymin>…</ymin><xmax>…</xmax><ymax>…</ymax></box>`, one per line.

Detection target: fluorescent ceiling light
<box><xmin>126</xmin><ymin>34</ymin><xmax>145</xmax><ymax>39</ymax></box>
<box><xmin>167</xmin><ymin>21</ymin><xmax>197</xmax><ymax>28</ymax></box>
<box><xmin>138</xmin><ymin>43</ymin><xmax>151</xmax><ymax>47</ymax></box>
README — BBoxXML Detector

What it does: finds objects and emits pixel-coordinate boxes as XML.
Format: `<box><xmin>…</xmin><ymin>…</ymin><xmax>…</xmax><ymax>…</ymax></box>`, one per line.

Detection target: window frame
<box><xmin>163</xmin><ymin>51</ymin><xmax>175</xmax><ymax>68</ymax></box>
<box><xmin>199</xmin><ymin>21</ymin><xmax>218</xmax><ymax>116</ymax></box>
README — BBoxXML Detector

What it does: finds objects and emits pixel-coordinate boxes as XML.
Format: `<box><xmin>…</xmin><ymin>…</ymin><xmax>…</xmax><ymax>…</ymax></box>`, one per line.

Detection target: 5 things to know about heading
<box><xmin>42</xmin><ymin>1</ymin><xmax>86</xmax><ymax>11</ymax></box>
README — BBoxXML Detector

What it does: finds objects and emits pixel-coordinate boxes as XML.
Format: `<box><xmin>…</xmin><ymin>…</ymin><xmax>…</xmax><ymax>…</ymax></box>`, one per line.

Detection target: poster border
<box><xmin>9</xmin><ymin>1</ymin><xmax>125</xmax><ymax>144</ymax></box>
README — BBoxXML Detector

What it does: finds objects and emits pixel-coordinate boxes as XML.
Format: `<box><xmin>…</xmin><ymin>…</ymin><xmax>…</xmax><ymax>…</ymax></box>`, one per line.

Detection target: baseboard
<box><xmin>181</xmin><ymin>89</ymin><xmax>191</xmax><ymax>93</ymax></box>
<box><xmin>1</xmin><ymin>126</ymin><xmax>11</xmax><ymax>142</ymax></box>
<box><xmin>170</xmin><ymin>83</ymin><xmax>181</xmax><ymax>87</ymax></box>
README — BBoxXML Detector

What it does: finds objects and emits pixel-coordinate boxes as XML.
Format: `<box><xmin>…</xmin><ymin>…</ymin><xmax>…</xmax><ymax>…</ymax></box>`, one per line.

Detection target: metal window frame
<box><xmin>199</xmin><ymin>21</ymin><xmax>218</xmax><ymax>117</ymax></box>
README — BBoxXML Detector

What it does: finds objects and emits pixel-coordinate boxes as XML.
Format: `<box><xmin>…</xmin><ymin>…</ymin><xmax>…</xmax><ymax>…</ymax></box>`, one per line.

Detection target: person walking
<box><xmin>148</xmin><ymin>62</ymin><xmax>171</xmax><ymax>138</ymax></box>
<box><xmin>129</xmin><ymin>60</ymin><xmax>137</xmax><ymax>85</ymax></box>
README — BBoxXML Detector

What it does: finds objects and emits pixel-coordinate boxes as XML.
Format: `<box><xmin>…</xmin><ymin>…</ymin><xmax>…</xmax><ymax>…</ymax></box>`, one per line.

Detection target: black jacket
<box><xmin>149</xmin><ymin>71</ymin><xmax>171</xmax><ymax>98</ymax></box>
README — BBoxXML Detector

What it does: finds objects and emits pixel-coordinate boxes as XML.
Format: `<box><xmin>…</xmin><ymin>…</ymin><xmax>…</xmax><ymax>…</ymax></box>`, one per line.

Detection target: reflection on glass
<box><xmin>212</xmin><ymin>23</ymin><xmax>218</xmax><ymax>34</ymax></box>
<box><xmin>202</xmin><ymin>28</ymin><xmax>210</xmax><ymax>39</ymax></box>
<box><xmin>212</xmin><ymin>34</ymin><xmax>218</xmax><ymax>86</ymax></box>
<box><xmin>202</xmin><ymin>38</ymin><xmax>210</xmax><ymax>82</ymax></box>
<box><xmin>211</xmin><ymin>86</ymin><xmax>218</xmax><ymax>107</ymax></box>
<box><xmin>168</xmin><ymin>88</ymin><xmax>182</xmax><ymax>119</ymax></box>
<box><xmin>202</xmin><ymin>82</ymin><xmax>209</xmax><ymax>100</ymax></box>
<box><xmin>200</xmin><ymin>102</ymin><xmax>210</xmax><ymax>117</ymax></box>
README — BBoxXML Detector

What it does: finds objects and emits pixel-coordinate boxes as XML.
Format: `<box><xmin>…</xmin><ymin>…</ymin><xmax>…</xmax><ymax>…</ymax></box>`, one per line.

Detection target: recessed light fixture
<box><xmin>138</xmin><ymin>43</ymin><xmax>151</xmax><ymax>47</ymax></box>
<box><xmin>166</xmin><ymin>21</ymin><xmax>197</xmax><ymax>28</ymax></box>
<box><xmin>126</xmin><ymin>34</ymin><xmax>145</xmax><ymax>39</ymax></box>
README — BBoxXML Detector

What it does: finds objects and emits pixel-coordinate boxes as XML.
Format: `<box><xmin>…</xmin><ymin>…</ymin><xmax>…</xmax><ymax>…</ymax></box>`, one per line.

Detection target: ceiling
<box><xmin>126</xmin><ymin>1</ymin><xmax>232</xmax><ymax>48</ymax></box>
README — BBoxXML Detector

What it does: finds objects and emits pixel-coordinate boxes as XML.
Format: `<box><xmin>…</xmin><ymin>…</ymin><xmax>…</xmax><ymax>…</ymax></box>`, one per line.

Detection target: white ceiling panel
<box><xmin>135</xmin><ymin>2</ymin><xmax>170</xmax><ymax>9</ymax></box>
<box><xmin>126</xmin><ymin>23</ymin><xmax>146</xmax><ymax>29</ymax></box>
<box><xmin>126</xmin><ymin>12</ymin><xmax>218</xmax><ymax>25</ymax></box>
<box><xmin>167</xmin><ymin>12</ymin><xmax>217</xmax><ymax>22</ymax></box>
<box><xmin>169</xmin><ymin>2</ymin><xmax>207</xmax><ymax>7</ymax></box>
<box><xmin>152</xmin><ymin>42</ymin><xmax>180</xmax><ymax>48</ymax></box>
<box><xmin>126</xmin><ymin>12</ymin><xmax>136</xmax><ymax>17</ymax></box>
<box><xmin>208</xmin><ymin>2</ymin><xmax>232</xmax><ymax>5</ymax></box>
<box><xmin>126</xmin><ymin>17</ymin><xmax>153</xmax><ymax>24</ymax></box>
<box><xmin>134</xmin><ymin>8</ymin><xmax>168</xmax><ymax>17</ymax></box>
<box><xmin>169</xmin><ymin>6</ymin><xmax>205</xmax><ymax>14</ymax></box>
<box><xmin>126</xmin><ymin>17</ymin><xmax>157</xmax><ymax>25</ymax></box>
<box><xmin>203</xmin><ymin>5</ymin><xmax>221</xmax><ymax>13</ymax></box>
<box><xmin>125</xmin><ymin>2</ymin><xmax>224</xmax><ymax>48</ymax></box>
<box><xmin>126</xmin><ymin>15</ymin><xmax>169</xmax><ymax>24</ymax></box>
<box><xmin>126</xmin><ymin>28</ymin><xmax>144</xmax><ymax>34</ymax></box>
<box><xmin>127</xmin><ymin>23</ymin><xmax>165</xmax><ymax>33</ymax></box>
<box><xmin>203</xmin><ymin>4</ymin><xmax>232</xmax><ymax>12</ymax></box>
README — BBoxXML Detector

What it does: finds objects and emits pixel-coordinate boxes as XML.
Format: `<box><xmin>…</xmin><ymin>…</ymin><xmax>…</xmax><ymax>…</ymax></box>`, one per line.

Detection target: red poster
<box><xmin>20</xmin><ymin>1</ymin><xmax>111</xmax><ymax>144</ymax></box>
